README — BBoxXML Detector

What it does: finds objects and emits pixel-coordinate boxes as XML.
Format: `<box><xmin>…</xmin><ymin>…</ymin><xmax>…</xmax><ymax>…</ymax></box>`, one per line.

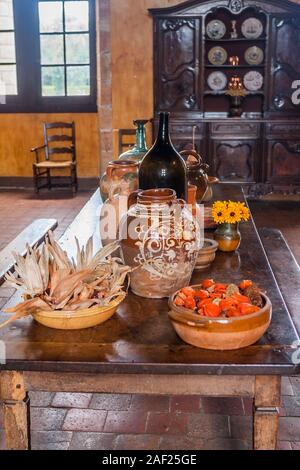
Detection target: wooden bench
<box><xmin>259</xmin><ymin>227</ymin><xmax>300</xmax><ymax>334</ymax></box>
<box><xmin>0</xmin><ymin>219</ymin><xmax>58</xmax><ymax>286</ymax></box>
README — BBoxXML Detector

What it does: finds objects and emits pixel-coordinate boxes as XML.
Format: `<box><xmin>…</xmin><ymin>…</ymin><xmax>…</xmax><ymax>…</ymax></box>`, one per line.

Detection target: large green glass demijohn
<box><xmin>119</xmin><ymin>120</ymin><xmax>149</xmax><ymax>162</ymax></box>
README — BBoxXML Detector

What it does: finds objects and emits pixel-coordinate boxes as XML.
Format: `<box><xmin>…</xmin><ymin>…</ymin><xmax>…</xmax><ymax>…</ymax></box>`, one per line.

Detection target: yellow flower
<box><xmin>237</xmin><ymin>203</ymin><xmax>250</xmax><ymax>222</ymax></box>
<box><xmin>212</xmin><ymin>201</ymin><xmax>227</xmax><ymax>224</ymax></box>
<box><xmin>212</xmin><ymin>200</ymin><xmax>250</xmax><ymax>225</ymax></box>
<box><xmin>225</xmin><ymin>202</ymin><xmax>242</xmax><ymax>224</ymax></box>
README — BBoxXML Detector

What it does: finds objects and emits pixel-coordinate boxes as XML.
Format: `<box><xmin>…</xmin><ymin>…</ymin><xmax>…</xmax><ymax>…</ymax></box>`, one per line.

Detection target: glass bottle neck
<box><xmin>134</xmin><ymin>122</ymin><xmax>148</xmax><ymax>152</ymax></box>
<box><xmin>155</xmin><ymin>113</ymin><xmax>172</xmax><ymax>145</ymax></box>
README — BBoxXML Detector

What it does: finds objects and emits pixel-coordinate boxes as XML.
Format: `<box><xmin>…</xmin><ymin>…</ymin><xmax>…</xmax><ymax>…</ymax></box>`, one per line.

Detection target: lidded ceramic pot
<box><xmin>119</xmin><ymin>189</ymin><xmax>201</xmax><ymax>299</ymax></box>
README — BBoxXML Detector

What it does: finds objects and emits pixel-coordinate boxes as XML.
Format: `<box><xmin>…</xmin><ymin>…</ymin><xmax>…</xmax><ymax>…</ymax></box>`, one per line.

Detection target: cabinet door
<box><xmin>269</xmin><ymin>16</ymin><xmax>300</xmax><ymax>114</ymax></box>
<box><xmin>155</xmin><ymin>17</ymin><xmax>201</xmax><ymax>112</ymax></box>
<box><xmin>211</xmin><ymin>140</ymin><xmax>257</xmax><ymax>183</ymax></box>
<box><xmin>267</xmin><ymin>140</ymin><xmax>300</xmax><ymax>185</ymax></box>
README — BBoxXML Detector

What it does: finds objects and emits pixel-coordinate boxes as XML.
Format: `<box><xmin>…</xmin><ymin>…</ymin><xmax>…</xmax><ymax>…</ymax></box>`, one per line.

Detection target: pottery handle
<box><xmin>106</xmin><ymin>165</ymin><xmax>115</xmax><ymax>181</ymax></box>
<box><xmin>127</xmin><ymin>190</ymin><xmax>139</xmax><ymax>209</ymax></box>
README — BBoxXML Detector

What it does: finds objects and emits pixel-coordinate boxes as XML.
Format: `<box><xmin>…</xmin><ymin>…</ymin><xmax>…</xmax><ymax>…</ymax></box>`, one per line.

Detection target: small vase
<box><xmin>214</xmin><ymin>223</ymin><xmax>241</xmax><ymax>253</ymax></box>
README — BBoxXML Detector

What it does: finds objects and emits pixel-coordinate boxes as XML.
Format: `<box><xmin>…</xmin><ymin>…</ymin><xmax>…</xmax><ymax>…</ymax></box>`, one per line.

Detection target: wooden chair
<box><xmin>118</xmin><ymin>129</ymin><xmax>136</xmax><ymax>156</ymax></box>
<box><xmin>31</xmin><ymin>122</ymin><xmax>78</xmax><ymax>194</ymax></box>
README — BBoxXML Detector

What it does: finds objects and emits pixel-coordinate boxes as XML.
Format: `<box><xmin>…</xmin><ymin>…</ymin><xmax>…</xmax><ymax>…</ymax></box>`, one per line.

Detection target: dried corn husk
<box><xmin>1</xmin><ymin>235</ymin><xmax>130</xmax><ymax>328</ymax></box>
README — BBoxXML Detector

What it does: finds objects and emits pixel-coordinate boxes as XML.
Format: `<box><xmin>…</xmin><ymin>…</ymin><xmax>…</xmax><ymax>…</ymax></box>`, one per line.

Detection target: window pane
<box><xmin>42</xmin><ymin>66</ymin><xmax>65</xmax><ymax>96</ymax></box>
<box><xmin>40</xmin><ymin>35</ymin><xmax>64</xmax><ymax>65</ymax></box>
<box><xmin>0</xmin><ymin>64</ymin><xmax>17</xmax><ymax>95</ymax></box>
<box><xmin>0</xmin><ymin>32</ymin><xmax>16</xmax><ymax>63</ymax></box>
<box><xmin>67</xmin><ymin>65</ymin><xmax>90</xmax><ymax>95</ymax></box>
<box><xmin>65</xmin><ymin>1</ymin><xmax>89</xmax><ymax>32</ymax></box>
<box><xmin>39</xmin><ymin>1</ymin><xmax>63</xmax><ymax>33</ymax></box>
<box><xmin>0</xmin><ymin>0</ymin><xmax>14</xmax><ymax>30</ymax></box>
<box><xmin>66</xmin><ymin>33</ymin><xmax>89</xmax><ymax>64</ymax></box>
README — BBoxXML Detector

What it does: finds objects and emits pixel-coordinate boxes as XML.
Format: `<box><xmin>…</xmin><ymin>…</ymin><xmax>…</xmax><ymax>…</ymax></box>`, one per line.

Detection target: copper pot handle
<box><xmin>180</xmin><ymin>149</ymin><xmax>203</xmax><ymax>165</ymax></box>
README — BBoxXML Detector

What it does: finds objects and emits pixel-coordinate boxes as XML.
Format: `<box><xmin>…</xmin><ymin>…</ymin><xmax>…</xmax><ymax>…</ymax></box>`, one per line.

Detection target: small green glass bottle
<box><xmin>119</xmin><ymin>120</ymin><xmax>149</xmax><ymax>162</ymax></box>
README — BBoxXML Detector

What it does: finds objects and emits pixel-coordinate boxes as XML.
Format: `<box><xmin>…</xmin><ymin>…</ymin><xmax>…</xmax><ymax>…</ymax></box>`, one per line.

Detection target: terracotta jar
<box><xmin>180</xmin><ymin>150</ymin><xmax>209</xmax><ymax>203</ymax></box>
<box><xmin>119</xmin><ymin>188</ymin><xmax>200</xmax><ymax>299</ymax></box>
<box><xmin>100</xmin><ymin>160</ymin><xmax>139</xmax><ymax>246</ymax></box>
<box><xmin>100</xmin><ymin>160</ymin><xmax>139</xmax><ymax>202</ymax></box>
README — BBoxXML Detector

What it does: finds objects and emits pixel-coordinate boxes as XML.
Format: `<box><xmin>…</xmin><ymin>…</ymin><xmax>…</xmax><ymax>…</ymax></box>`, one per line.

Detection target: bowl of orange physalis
<box><xmin>168</xmin><ymin>279</ymin><xmax>272</xmax><ymax>350</ymax></box>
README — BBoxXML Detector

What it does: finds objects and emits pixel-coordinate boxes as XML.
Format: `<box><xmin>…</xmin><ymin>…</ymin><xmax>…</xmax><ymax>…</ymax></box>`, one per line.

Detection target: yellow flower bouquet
<box><xmin>212</xmin><ymin>201</ymin><xmax>250</xmax><ymax>253</ymax></box>
<box><xmin>212</xmin><ymin>201</ymin><xmax>250</xmax><ymax>225</ymax></box>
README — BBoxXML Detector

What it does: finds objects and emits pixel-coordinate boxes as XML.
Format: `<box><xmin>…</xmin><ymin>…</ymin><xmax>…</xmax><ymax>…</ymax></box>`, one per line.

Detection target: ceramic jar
<box><xmin>180</xmin><ymin>150</ymin><xmax>209</xmax><ymax>203</ymax></box>
<box><xmin>119</xmin><ymin>189</ymin><xmax>201</xmax><ymax>299</ymax></box>
<box><xmin>100</xmin><ymin>160</ymin><xmax>139</xmax><ymax>246</ymax></box>
<box><xmin>100</xmin><ymin>160</ymin><xmax>139</xmax><ymax>203</ymax></box>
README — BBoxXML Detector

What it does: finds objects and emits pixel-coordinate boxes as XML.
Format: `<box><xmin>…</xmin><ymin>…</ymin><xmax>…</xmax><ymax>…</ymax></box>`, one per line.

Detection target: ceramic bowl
<box><xmin>32</xmin><ymin>295</ymin><xmax>125</xmax><ymax>330</ymax></box>
<box><xmin>195</xmin><ymin>238</ymin><xmax>219</xmax><ymax>271</ymax></box>
<box><xmin>168</xmin><ymin>287</ymin><xmax>272</xmax><ymax>351</ymax></box>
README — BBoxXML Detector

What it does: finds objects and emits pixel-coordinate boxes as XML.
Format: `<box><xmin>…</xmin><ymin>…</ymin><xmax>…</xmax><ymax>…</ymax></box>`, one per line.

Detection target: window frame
<box><xmin>0</xmin><ymin>1</ymin><xmax>18</xmax><ymax>97</ymax></box>
<box><xmin>0</xmin><ymin>0</ymin><xmax>97</xmax><ymax>113</ymax></box>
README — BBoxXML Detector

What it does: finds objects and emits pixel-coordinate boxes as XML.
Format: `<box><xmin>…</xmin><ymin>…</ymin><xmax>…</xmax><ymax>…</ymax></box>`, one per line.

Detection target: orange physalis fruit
<box><xmin>239</xmin><ymin>280</ymin><xmax>253</xmax><ymax>290</ymax></box>
<box><xmin>202</xmin><ymin>279</ymin><xmax>215</xmax><ymax>289</ymax></box>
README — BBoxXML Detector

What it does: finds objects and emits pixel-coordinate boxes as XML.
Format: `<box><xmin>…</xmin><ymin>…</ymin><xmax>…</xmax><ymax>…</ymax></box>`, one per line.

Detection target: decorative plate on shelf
<box><xmin>241</xmin><ymin>18</ymin><xmax>264</xmax><ymax>39</ymax></box>
<box><xmin>206</xmin><ymin>20</ymin><xmax>226</xmax><ymax>40</ymax></box>
<box><xmin>243</xmin><ymin>71</ymin><xmax>264</xmax><ymax>91</ymax></box>
<box><xmin>244</xmin><ymin>46</ymin><xmax>264</xmax><ymax>65</ymax></box>
<box><xmin>208</xmin><ymin>46</ymin><xmax>228</xmax><ymax>65</ymax></box>
<box><xmin>207</xmin><ymin>71</ymin><xmax>228</xmax><ymax>91</ymax></box>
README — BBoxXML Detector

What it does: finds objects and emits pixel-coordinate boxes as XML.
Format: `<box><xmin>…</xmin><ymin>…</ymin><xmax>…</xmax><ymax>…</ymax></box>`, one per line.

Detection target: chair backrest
<box><xmin>118</xmin><ymin>129</ymin><xmax>136</xmax><ymax>156</ymax></box>
<box><xmin>44</xmin><ymin>122</ymin><xmax>76</xmax><ymax>162</ymax></box>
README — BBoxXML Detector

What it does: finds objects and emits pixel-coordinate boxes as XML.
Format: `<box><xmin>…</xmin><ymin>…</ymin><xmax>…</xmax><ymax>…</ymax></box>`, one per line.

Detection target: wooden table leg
<box><xmin>0</xmin><ymin>371</ymin><xmax>30</xmax><ymax>450</ymax></box>
<box><xmin>253</xmin><ymin>376</ymin><xmax>281</xmax><ymax>450</ymax></box>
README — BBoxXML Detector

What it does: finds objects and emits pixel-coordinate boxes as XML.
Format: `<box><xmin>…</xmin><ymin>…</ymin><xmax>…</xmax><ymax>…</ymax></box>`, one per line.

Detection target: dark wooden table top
<box><xmin>1</xmin><ymin>185</ymin><xmax>299</xmax><ymax>376</ymax></box>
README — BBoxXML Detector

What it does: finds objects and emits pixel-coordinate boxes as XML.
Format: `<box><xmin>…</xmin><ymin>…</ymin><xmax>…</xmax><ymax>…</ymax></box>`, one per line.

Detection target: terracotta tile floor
<box><xmin>0</xmin><ymin>192</ymin><xmax>299</xmax><ymax>450</ymax></box>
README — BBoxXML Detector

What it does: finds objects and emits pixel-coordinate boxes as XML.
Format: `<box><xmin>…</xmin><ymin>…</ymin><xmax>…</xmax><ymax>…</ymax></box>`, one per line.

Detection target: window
<box><xmin>0</xmin><ymin>0</ymin><xmax>17</xmax><ymax>96</ymax></box>
<box><xmin>0</xmin><ymin>0</ymin><xmax>96</xmax><ymax>113</ymax></box>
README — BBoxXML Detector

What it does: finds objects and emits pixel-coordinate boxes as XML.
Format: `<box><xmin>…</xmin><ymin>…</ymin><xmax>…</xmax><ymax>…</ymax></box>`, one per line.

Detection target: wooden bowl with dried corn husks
<box><xmin>1</xmin><ymin>232</ymin><xmax>130</xmax><ymax>331</ymax></box>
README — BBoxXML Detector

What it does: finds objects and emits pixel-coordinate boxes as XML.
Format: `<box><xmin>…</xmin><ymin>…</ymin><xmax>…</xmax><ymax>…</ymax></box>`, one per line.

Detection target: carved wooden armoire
<box><xmin>150</xmin><ymin>0</ymin><xmax>300</xmax><ymax>192</ymax></box>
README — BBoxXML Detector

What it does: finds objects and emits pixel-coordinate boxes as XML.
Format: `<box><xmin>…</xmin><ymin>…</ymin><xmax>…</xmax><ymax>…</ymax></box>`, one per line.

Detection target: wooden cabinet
<box><xmin>266</xmin><ymin>141</ymin><xmax>300</xmax><ymax>185</ymax></box>
<box><xmin>154</xmin><ymin>18</ymin><xmax>201</xmax><ymax>112</ymax></box>
<box><xmin>150</xmin><ymin>0</ymin><xmax>300</xmax><ymax>191</ymax></box>
<box><xmin>268</xmin><ymin>15</ymin><xmax>300</xmax><ymax>115</ymax></box>
<box><xmin>210</xmin><ymin>140</ymin><xmax>258</xmax><ymax>183</ymax></box>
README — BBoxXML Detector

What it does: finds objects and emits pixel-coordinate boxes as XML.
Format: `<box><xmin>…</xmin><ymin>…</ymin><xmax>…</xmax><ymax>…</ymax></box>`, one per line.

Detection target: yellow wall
<box><xmin>111</xmin><ymin>0</ymin><xmax>181</xmax><ymax>131</ymax></box>
<box><xmin>0</xmin><ymin>113</ymin><xmax>100</xmax><ymax>178</ymax></box>
<box><xmin>2</xmin><ymin>0</ymin><xmax>300</xmax><ymax>177</ymax></box>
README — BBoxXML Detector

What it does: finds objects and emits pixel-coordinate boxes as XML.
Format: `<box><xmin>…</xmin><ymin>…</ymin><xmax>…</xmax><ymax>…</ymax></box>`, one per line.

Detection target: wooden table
<box><xmin>0</xmin><ymin>185</ymin><xmax>299</xmax><ymax>451</ymax></box>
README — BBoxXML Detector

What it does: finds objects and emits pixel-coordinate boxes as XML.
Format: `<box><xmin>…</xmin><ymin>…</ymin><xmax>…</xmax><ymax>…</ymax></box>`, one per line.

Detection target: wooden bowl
<box><xmin>195</xmin><ymin>238</ymin><xmax>219</xmax><ymax>271</ymax></box>
<box><xmin>168</xmin><ymin>288</ymin><xmax>272</xmax><ymax>351</ymax></box>
<box><xmin>32</xmin><ymin>295</ymin><xmax>125</xmax><ymax>330</ymax></box>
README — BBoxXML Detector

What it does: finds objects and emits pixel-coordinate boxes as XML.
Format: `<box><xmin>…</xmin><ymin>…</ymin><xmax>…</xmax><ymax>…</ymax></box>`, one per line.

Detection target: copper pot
<box><xmin>180</xmin><ymin>150</ymin><xmax>209</xmax><ymax>203</ymax></box>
